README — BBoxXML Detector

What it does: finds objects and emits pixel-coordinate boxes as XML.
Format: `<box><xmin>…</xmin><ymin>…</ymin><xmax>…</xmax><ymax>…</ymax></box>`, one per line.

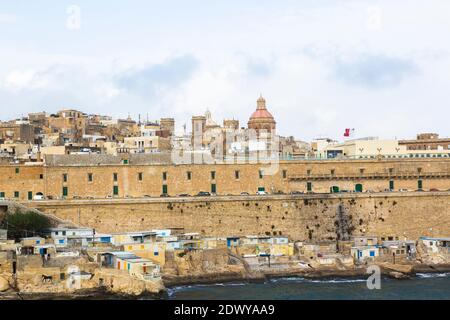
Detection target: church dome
<box><xmin>248</xmin><ymin>95</ymin><xmax>276</xmax><ymax>133</ymax></box>
<box><xmin>249</xmin><ymin>109</ymin><xmax>275</xmax><ymax>120</ymax></box>
<box><xmin>249</xmin><ymin>95</ymin><xmax>275</xmax><ymax>120</ymax></box>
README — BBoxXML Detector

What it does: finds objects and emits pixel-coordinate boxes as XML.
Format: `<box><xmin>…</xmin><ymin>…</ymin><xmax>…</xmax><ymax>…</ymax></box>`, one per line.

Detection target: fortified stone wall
<box><xmin>25</xmin><ymin>192</ymin><xmax>450</xmax><ymax>242</ymax></box>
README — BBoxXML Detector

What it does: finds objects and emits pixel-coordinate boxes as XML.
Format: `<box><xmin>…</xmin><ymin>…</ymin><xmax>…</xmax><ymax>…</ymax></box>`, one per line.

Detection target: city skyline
<box><xmin>1</xmin><ymin>1</ymin><xmax>450</xmax><ymax>141</ymax></box>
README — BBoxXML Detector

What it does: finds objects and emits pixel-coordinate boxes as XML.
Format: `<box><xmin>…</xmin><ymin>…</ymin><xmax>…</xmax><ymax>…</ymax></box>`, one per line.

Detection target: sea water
<box><xmin>166</xmin><ymin>273</ymin><xmax>450</xmax><ymax>300</ymax></box>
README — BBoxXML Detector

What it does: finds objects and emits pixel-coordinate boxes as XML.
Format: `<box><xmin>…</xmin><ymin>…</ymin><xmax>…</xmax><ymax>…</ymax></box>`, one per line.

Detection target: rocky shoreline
<box><xmin>1</xmin><ymin>263</ymin><xmax>449</xmax><ymax>300</ymax></box>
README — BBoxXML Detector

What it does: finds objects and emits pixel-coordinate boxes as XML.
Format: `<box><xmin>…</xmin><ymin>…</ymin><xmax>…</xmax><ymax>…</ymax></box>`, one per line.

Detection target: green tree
<box><xmin>2</xmin><ymin>210</ymin><xmax>51</xmax><ymax>240</ymax></box>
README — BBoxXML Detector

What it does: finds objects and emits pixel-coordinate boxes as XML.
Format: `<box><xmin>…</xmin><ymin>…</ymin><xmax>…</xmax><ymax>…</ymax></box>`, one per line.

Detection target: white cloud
<box><xmin>2</xmin><ymin>69</ymin><xmax>48</xmax><ymax>92</ymax></box>
<box><xmin>0</xmin><ymin>1</ymin><xmax>449</xmax><ymax>141</ymax></box>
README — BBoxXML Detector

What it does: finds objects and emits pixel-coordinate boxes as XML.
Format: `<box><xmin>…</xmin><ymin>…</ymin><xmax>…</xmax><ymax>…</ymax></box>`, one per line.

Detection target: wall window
<box><xmin>14</xmin><ymin>191</ymin><xmax>20</xmax><ymax>198</ymax></box>
<box><xmin>418</xmin><ymin>179</ymin><xmax>423</xmax><ymax>190</ymax></box>
<box><xmin>330</xmin><ymin>169</ymin><xmax>335</xmax><ymax>175</ymax></box>
<box><xmin>0</xmin><ymin>192</ymin><xmax>5</xmax><ymax>198</ymax></box>
<box><xmin>282</xmin><ymin>170</ymin><xmax>287</xmax><ymax>179</ymax></box>
<box><xmin>63</xmin><ymin>173</ymin><xmax>68</xmax><ymax>182</ymax></box>
<box><xmin>138</xmin><ymin>172</ymin><xmax>143</xmax><ymax>181</ymax></box>
<box><xmin>15</xmin><ymin>168</ymin><xmax>19</xmax><ymax>174</ymax></box>
<box><xmin>39</xmin><ymin>174</ymin><xmax>44</xmax><ymax>179</ymax></box>
<box><xmin>113</xmin><ymin>186</ymin><xmax>119</xmax><ymax>196</ymax></box>
<box><xmin>88</xmin><ymin>173</ymin><xmax>93</xmax><ymax>182</ymax></box>
<box><xmin>113</xmin><ymin>173</ymin><xmax>118</xmax><ymax>182</ymax></box>
<box><xmin>211</xmin><ymin>171</ymin><xmax>216</xmax><ymax>180</ymax></box>
<box><xmin>211</xmin><ymin>183</ymin><xmax>216</xmax><ymax>194</ymax></box>
<box><xmin>162</xmin><ymin>184</ymin><xmax>168</xmax><ymax>195</ymax></box>
<box><xmin>28</xmin><ymin>191</ymin><xmax>33</xmax><ymax>200</ymax></box>
<box><xmin>162</xmin><ymin>172</ymin><xmax>167</xmax><ymax>181</ymax></box>
<box><xmin>307</xmin><ymin>182</ymin><xmax>312</xmax><ymax>192</ymax></box>
<box><xmin>186</xmin><ymin>171</ymin><xmax>192</xmax><ymax>180</ymax></box>
<box><xmin>62</xmin><ymin>187</ymin><xmax>68</xmax><ymax>197</ymax></box>
<box><xmin>235</xmin><ymin>170</ymin><xmax>240</xmax><ymax>180</ymax></box>
<box><xmin>389</xmin><ymin>180</ymin><xmax>394</xmax><ymax>190</ymax></box>
<box><xmin>307</xmin><ymin>169</ymin><xmax>311</xmax><ymax>176</ymax></box>
<box><xmin>259</xmin><ymin>170</ymin><xmax>264</xmax><ymax>179</ymax></box>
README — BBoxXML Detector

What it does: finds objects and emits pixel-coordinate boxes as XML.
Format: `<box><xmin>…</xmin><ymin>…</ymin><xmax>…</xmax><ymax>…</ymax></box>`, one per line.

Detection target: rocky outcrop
<box><xmin>3</xmin><ymin>263</ymin><xmax>164</xmax><ymax>296</ymax></box>
<box><xmin>378</xmin><ymin>262</ymin><xmax>413</xmax><ymax>274</ymax></box>
<box><xmin>416</xmin><ymin>241</ymin><xmax>449</xmax><ymax>265</ymax></box>
<box><xmin>92</xmin><ymin>269</ymin><xmax>164</xmax><ymax>296</ymax></box>
<box><xmin>164</xmin><ymin>248</ymin><xmax>246</xmax><ymax>277</ymax></box>
<box><xmin>0</xmin><ymin>275</ymin><xmax>10</xmax><ymax>292</ymax></box>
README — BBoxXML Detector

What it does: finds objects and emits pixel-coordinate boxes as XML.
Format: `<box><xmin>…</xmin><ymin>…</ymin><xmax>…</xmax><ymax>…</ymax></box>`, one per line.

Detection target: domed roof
<box><xmin>249</xmin><ymin>109</ymin><xmax>275</xmax><ymax>120</ymax></box>
<box><xmin>249</xmin><ymin>95</ymin><xmax>275</xmax><ymax>120</ymax></box>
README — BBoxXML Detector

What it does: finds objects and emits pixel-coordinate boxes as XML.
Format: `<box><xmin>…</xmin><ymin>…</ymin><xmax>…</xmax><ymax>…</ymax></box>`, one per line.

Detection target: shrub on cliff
<box><xmin>2</xmin><ymin>210</ymin><xmax>51</xmax><ymax>240</ymax></box>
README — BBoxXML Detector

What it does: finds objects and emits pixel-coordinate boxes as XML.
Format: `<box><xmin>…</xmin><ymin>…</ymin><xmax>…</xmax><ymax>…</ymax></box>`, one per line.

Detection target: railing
<box><xmin>289</xmin><ymin>172</ymin><xmax>450</xmax><ymax>181</ymax></box>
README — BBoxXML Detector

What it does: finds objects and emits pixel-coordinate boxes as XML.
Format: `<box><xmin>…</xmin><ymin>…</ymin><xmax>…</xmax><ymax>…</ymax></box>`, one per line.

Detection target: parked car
<box><xmin>240</xmin><ymin>192</ymin><xmax>250</xmax><ymax>196</ymax></box>
<box><xmin>196</xmin><ymin>191</ymin><xmax>211</xmax><ymax>196</ymax></box>
<box><xmin>430</xmin><ymin>188</ymin><xmax>440</xmax><ymax>192</ymax></box>
<box><xmin>178</xmin><ymin>193</ymin><xmax>191</xmax><ymax>197</ymax></box>
<box><xmin>33</xmin><ymin>194</ymin><xmax>45</xmax><ymax>200</ymax></box>
<box><xmin>144</xmin><ymin>194</ymin><xmax>151</xmax><ymax>198</ymax></box>
<box><xmin>256</xmin><ymin>190</ymin><xmax>267</xmax><ymax>195</ymax></box>
<box><xmin>399</xmin><ymin>189</ymin><xmax>408</xmax><ymax>192</ymax></box>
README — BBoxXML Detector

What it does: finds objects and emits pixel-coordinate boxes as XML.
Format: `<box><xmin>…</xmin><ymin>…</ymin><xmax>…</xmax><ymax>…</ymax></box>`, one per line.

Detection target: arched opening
<box><xmin>330</xmin><ymin>186</ymin><xmax>340</xmax><ymax>193</ymax></box>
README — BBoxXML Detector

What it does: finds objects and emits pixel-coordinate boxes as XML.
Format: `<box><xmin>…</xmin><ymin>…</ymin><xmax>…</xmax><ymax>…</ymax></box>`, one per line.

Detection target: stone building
<box><xmin>0</xmin><ymin>155</ymin><xmax>449</xmax><ymax>201</ymax></box>
<box><xmin>0</xmin><ymin>122</ymin><xmax>35</xmax><ymax>144</ymax></box>
<box><xmin>399</xmin><ymin>133</ymin><xmax>450</xmax><ymax>151</ymax></box>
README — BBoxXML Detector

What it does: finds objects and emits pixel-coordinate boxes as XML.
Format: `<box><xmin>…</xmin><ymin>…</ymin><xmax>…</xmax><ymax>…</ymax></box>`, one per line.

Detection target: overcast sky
<box><xmin>0</xmin><ymin>0</ymin><xmax>449</xmax><ymax>141</ymax></box>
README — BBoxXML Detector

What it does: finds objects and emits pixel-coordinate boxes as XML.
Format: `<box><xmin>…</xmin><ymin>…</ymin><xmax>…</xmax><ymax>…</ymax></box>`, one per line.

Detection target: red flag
<box><xmin>344</xmin><ymin>128</ymin><xmax>350</xmax><ymax>137</ymax></box>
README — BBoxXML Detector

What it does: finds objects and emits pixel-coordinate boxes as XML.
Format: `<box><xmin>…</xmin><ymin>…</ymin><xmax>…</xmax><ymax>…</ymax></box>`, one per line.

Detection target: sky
<box><xmin>0</xmin><ymin>0</ymin><xmax>449</xmax><ymax>141</ymax></box>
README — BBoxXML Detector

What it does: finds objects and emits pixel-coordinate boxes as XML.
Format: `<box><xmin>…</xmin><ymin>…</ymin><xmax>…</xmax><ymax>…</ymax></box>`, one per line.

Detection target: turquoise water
<box><xmin>167</xmin><ymin>273</ymin><xmax>450</xmax><ymax>300</ymax></box>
